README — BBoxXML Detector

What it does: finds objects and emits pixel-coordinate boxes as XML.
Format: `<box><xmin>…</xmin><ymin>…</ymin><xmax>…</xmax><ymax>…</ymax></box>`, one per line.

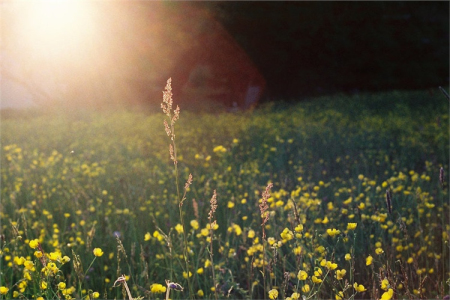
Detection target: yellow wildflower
<box><xmin>380</xmin><ymin>289</ymin><xmax>394</xmax><ymax>300</ymax></box>
<box><xmin>347</xmin><ymin>223</ymin><xmax>357</xmax><ymax>230</ymax></box>
<box><xmin>297</xmin><ymin>270</ymin><xmax>308</xmax><ymax>280</ymax></box>
<box><xmin>204</xmin><ymin>259</ymin><xmax>211</xmax><ymax>268</ymax></box>
<box><xmin>190</xmin><ymin>220</ymin><xmax>199</xmax><ymax>230</ymax></box>
<box><xmin>213</xmin><ymin>145</ymin><xmax>226</xmax><ymax>153</ymax></box>
<box><xmin>24</xmin><ymin>260</ymin><xmax>35</xmax><ymax>271</ymax></box>
<box><xmin>381</xmin><ymin>278</ymin><xmax>389</xmax><ymax>290</ymax></box>
<box><xmin>335</xmin><ymin>269</ymin><xmax>346</xmax><ymax>280</ymax></box>
<box><xmin>48</xmin><ymin>251</ymin><xmax>61</xmax><ymax>261</ymax></box>
<box><xmin>353</xmin><ymin>282</ymin><xmax>367</xmax><ymax>292</ymax></box>
<box><xmin>231</xmin><ymin>223</ymin><xmax>242</xmax><ymax>235</ymax></box>
<box><xmin>24</xmin><ymin>270</ymin><xmax>32</xmax><ymax>281</ymax></box>
<box><xmin>58</xmin><ymin>282</ymin><xmax>66</xmax><ymax>290</ymax></box>
<box><xmin>150</xmin><ymin>283</ymin><xmax>166</xmax><ymax>293</ymax></box>
<box><xmin>326</xmin><ymin>261</ymin><xmax>338</xmax><ymax>270</ymax></box>
<box><xmin>200</xmin><ymin>228</ymin><xmax>209</xmax><ymax>237</ymax></box>
<box><xmin>153</xmin><ymin>231</ymin><xmax>164</xmax><ymax>241</ymax></box>
<box><xmin>375</xmin><ymin>248</ymin><xmax>384</xmax><ymax>255</ymax></box>
<box><xmin>0</xmin><ymin>287</ymin><xmax>9</xmax><ymax>295</ymax></box>
<box><xmin>175</xmin><ymin>224</ymin><xmax>184</xmax><ymax>234</ymax></box>
<box><xmin>294</xmin><ymin>224</ymin><xmax>303</xmax><ymax>232</ymax></box>
<box><xmin>93</xmin><ymin>248</ymin><xmax>104</xmax><ymax>257</ymax></box>
<box><xmin>268</xmin><ymin>289</ymin><xmax>278</xmax><ymax>299</ymax></box>
<box><xmin>280</xmin><ymin>228</ymin><xmax>294</xmax><ymax>241</ymax></box>
<box><xmin>29</xmin><ymin>239</ymin><xmax>39</xmax><ymax>249</ymax></box>
<box><xmin>326</xmin><ymin>228</ymin><xmax>340</xmax><ymax>237</ymax></box>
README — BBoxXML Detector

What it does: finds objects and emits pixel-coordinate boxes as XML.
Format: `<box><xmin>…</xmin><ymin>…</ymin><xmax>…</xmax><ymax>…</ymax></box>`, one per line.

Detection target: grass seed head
<box><xmin>161</xmin><ymin>78</ymin><xmax>173</xmax><ymax>117</ymax></box>
<box><xmin>185</xmin><ymin>173</ymin><xmax>193</xmax><ymax>190</ymax></box>
<box><xmin>193</xmin><ymin>198</ymin><xmax>199</xmax><ymax>220</ymax></box>
<box><xmin>260</xmin><ymin>183</ymin><xmax>273</xmax><ymax>227</ymax></box>
<box><xmin>209</xmin><ymin>190</ymin><xmax>218</xmax><ymax>220</ymax></box>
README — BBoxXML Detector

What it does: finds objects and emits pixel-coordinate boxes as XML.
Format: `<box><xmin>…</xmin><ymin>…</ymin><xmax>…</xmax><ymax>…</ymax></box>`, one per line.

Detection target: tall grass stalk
<box><xmin>208</xmin><ymin>190</ymin><xmax>219</xmax><ymax>300</ymax></box>
<box><xmin>259</xmin><ymin>183</ymin><xmax>273</xmax><ymax>300</ymax></box>
<box><xmin>161</xmin><ymin>78</ymin><xmax>194</xmax><ymax>299</ymax></box>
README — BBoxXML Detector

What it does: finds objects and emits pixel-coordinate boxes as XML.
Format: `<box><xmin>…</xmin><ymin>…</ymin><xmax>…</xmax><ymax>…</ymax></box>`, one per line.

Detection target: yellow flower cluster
<box><xmin>150</xmin><ymin>283</ymin><xmax>166</xmax><ymax>293</ymax></box>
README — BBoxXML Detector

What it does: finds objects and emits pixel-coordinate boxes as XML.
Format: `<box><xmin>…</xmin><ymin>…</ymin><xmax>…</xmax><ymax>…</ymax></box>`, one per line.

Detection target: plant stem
<box><xmin>209</xmin><ymin>219</ymin><xmax>218</xmax><ymax>300</ymax></box>
<box><xmin>171</xmin><ymin>129</ymin><xmax>193</xmax><ymax>300</ymax></box>
<box><xmin>262</xmin><ymin>231</ymin><xmax>267</xmax><ymax>300</ymax></box>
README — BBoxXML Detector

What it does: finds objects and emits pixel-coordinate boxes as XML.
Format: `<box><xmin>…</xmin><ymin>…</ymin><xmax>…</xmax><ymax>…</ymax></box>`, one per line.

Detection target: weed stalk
<box><xmin>208</xmin><ymin>190</ymin><xmax>219</xmax><ymax>300</ymax></box>
<box><xmin>161</xmin><ymin>78</ymin><xmax>194</xmax><ymax>299</ymax></box>
<box><xmin>259</xmin><ymin>183</ymin><xmax>273</xmax><ymax>300</ymax></box>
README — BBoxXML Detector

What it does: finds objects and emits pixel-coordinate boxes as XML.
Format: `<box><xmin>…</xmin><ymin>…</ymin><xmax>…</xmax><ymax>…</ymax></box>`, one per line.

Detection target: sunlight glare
<box><xmin>21</xmin><ymin>1</ymin><xmax>95</xmax><ymax>55</ymax></box>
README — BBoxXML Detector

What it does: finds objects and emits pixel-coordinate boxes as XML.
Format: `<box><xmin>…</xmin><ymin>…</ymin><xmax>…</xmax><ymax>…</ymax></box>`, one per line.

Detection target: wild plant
<box><xmin>207</xmin><ymin>190</ymin><xmax>219</xmax><ymax>300</ymax></box>
<box><xmin>259</xmin><ymin>182</ymin><xmax>273</xmax><ymax>300</ymax></box>
<box><xmin>161</xmin><ymin>78</ymin><xmax>194</xmax><ymax>299</ymax></box>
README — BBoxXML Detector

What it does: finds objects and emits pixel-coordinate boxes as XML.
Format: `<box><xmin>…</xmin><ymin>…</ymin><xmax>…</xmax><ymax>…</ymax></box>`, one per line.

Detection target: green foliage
<box><xmin>0</xmin><ymin>90</ymin><xmax>448</xmax><ymax>299</ymax></box>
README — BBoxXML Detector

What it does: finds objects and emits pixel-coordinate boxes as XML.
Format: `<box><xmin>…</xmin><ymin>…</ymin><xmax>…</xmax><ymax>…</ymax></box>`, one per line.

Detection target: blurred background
<box><xmin>1</xmin><ymin>1</ymin><xmax>449</xmax><ymax>110</ymax></box>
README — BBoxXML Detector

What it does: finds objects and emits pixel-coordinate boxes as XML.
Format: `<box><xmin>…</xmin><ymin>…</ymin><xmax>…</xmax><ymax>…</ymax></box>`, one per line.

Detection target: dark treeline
<box><xmin>2</xmin><ymin>1</ymin><xmax>448</xmax><ymax>110</ymax></box>
<box><xmin>198</xmin><ymin>1</ymin><xmax>449</xmax><ymax>100</ymax></box>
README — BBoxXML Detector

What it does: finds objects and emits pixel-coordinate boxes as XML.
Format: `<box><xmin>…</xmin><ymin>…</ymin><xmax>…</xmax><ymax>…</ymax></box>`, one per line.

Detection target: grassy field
<box><xmin>0</xmin><ymin>86</ymin><xmax>449</xmax><ymax>300</ymax></box>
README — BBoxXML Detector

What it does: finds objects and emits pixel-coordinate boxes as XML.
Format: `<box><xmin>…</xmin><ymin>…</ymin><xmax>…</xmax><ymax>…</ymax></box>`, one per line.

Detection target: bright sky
<box><xmin>2</xmin><ymin>0</ymin><xmax>114</xmax><ymax>107</ymax></box>
<box><xmin>5</xmin><ymin>0</ymin><xmax>97</xmax><ymax>56</ymax></box>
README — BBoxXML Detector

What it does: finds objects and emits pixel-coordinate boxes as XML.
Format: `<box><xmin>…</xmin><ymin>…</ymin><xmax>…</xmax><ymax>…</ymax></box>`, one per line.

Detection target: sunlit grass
<box><xmin>0</xmin><ymin>89</ymin><xmax>448</xmax><ymax>299</ymax></box>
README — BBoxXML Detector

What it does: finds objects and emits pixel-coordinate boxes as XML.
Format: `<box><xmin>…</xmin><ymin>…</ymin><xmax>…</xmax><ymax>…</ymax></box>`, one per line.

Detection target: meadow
<box><xmin>0</xmin><ymin>85</ymin><xmax>449</xmax><ymax>300</ymax></box>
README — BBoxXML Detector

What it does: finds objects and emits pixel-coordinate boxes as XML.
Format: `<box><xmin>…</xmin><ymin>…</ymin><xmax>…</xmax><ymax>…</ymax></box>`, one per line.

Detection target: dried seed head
<box><xmin>116</xmin><ymin>235</ymin><xmax>127</xmax><ymax>259</ymax></box>
<box><xmin>192</xmin><ymin>198</ymin><xmax>199</xmax><ymax>220</ymax></box>
<box><xmin>169</xmin><ymin>144</ymin><xmax>176</xmax><ymax>164</ymax></box>
<box><xmin>184</xmin><ymin>173</ymin><xmax>193</xmax><ymax>190</ymax></box>
<box><xmin>260</xmin><ymin>183</ymin><xmax>273</xmax><ymax>227</ymax></box>
<box><xmin>161</xmin><ymin>78</ymin><xmax>173</xmax><ymax>117</ymax></box>
<box><xmin>164</xmin><ymin>120</ymin><xmax>171</xmax><ymax>137</ymax></box>
<box><xmin>208</xmin><ymin>190</ymin><xmax>218</xmax><ymax>220</ymax></box>
<box><xmin>172</xmin><ymin>105</ymin><xmax>180</xmax><ymax>123</ymax></box>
